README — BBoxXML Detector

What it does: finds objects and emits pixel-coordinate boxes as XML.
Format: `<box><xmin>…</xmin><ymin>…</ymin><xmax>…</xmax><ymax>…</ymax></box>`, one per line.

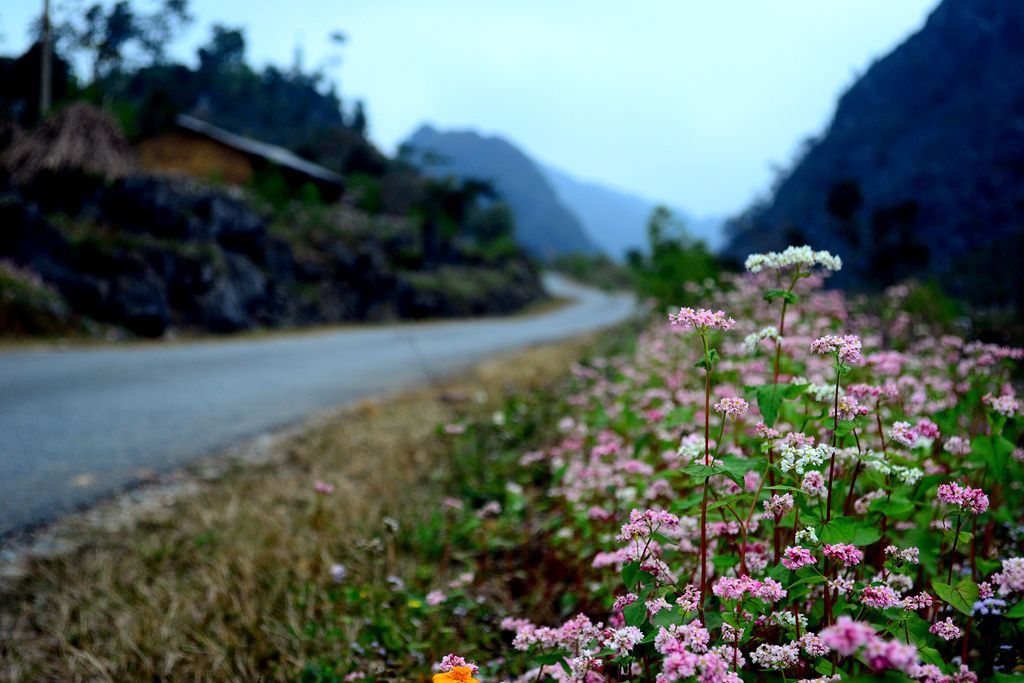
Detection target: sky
<box><xmin>2</xmin><ymin>0</ymin><xmax>940</xmax><ymax>216</ymax></box>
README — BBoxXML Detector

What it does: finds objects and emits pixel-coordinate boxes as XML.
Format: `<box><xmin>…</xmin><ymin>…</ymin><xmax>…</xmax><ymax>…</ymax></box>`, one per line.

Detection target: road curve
<box><xmin>0</xmin><ymin>275</ymin><xmax>634</xmax><ymax>535</ymax></box>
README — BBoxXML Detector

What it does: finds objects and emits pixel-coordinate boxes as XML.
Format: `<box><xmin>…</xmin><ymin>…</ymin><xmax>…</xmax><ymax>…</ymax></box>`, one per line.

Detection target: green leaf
<box><xmin>695</xmin><ymin>348</ymin><xmax>720</xmax><ymax>369</ymax></box>
<box><xmin>1006</xmin><ymin>601</ymin><xmax>1024</xmax><ymax>619</ymax></box>
<box><xmin>753</xmin><ymin>384</ymin><xmax>783</xmax><ymax>427</ymax></box>
<box><xmin>622</xmin><ymin>561</ymin><xmax>641</xmax><ymax>589</ymax></box>
<box><xmin>623</xmin><ymin>599</ymin><xmax>647</xmax><ymax>627</ymax></box>
<box><xmin>820</xmin><ymin>517</ymin><xmax>881</xmax><ymax>546</ymax></box>
<box><xmin>932</xmin><ymin>578</ymin><xmax>979</xmax><ymax>616</ymax></box>
<box><xmin>764</xmin><ymin>289</ymin><xmax>799</xmax><ymax>304</ymax></box>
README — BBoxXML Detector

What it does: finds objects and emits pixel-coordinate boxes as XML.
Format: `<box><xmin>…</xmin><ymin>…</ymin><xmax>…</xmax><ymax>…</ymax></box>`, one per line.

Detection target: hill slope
<box><xmin>542</xmin><ymin>164</ymin><xmax>723</xmax><ymax>258</ymax></box>
<box><xmin>404</xmin><ymin>126</ymin><xmax>598</xmax><ymax>258</ymax></box>
<box><xmin>724</xmin><ymin>0</ymin><xmax>1024</xmax><ymax>307</ymax></box>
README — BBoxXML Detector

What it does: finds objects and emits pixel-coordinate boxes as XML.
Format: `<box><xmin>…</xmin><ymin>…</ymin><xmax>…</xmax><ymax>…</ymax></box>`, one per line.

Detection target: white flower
<box><xmin>745</xmin><ymin>245</ymin><xmax>842</xmax><ymax>274</ymax></box>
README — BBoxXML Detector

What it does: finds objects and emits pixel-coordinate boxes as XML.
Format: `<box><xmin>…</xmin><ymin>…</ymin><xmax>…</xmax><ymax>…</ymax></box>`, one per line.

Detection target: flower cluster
<box><xmin>744</xmin><ymin>245</ymin><xmax>842</xmax><ymax>273</ymax></box>
<box><xmin>936</xmin><ymin>482</ymin><xmax>990</xmax><ymax>514</ymax></box>
<box><xmin>669</xmin><ymin>307</ymin><xmax>736</xmax><ymax>331</ymax></box>
<box><xmin>810</xmin><ymin>334</ymin><xmax>863</xmax><ymax>365</ymax></box>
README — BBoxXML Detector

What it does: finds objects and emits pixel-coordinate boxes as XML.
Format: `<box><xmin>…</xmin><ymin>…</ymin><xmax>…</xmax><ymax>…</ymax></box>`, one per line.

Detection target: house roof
<box><xmin>176</xmin><ymin>114</ymin><xmax>344</xmax><ymax>187</ymax></box>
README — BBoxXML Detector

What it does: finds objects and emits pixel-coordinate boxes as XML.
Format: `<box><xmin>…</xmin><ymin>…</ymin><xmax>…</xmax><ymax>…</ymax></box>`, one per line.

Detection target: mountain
<box><xmin>404</xmin><ymin>125</ymin><xmax>599</xmax><ymax>258</ymax></box>
<box><xmin>724</xmin><ymin>0</ymin><xmax>1024</xmax><ymax>310</ymax></box>
<box><xmin>541</xmin><ymin>164</ymin><xmax>724</xmax><ymax>258</ymax></box>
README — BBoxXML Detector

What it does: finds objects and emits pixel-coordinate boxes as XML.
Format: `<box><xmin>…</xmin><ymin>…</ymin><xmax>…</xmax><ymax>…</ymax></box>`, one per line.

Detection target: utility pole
<box><xmin>40</xmin><ymin>0</ymin><xmax>52</xmax><ymax>117</ymax></box>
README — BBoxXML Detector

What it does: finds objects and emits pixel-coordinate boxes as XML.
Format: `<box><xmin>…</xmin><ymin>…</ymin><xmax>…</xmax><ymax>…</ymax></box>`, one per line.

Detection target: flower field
<box><xmin>403</xmin><ymin>247</ymin><xmax>1024</xmax><ymax>682</ymax></box>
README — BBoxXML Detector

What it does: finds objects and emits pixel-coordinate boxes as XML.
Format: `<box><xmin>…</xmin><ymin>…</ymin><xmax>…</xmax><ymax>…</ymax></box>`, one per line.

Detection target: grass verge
<box><xmin>0</xmin><ymin>330</ymin><xmax>615</xmax><ymax>681</ymax></box>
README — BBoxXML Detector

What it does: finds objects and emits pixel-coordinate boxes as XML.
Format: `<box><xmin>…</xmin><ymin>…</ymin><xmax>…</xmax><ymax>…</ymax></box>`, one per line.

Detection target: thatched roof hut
<box><xmin>1</xmin><ymin>102</ymin><xmax>137</xmax><ymax>184</ymax></box>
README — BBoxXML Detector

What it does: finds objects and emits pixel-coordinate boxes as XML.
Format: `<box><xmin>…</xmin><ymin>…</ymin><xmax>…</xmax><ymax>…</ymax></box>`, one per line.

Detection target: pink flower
<box><xmin>763</xmin><ymin>493</ymin><xmax>795</xmax><ymax>517</ymax></box>
<box><xmin>713</xmin><ymin>396</ymin><xmax>749</xmax><ymax>419</ymax></box>
<box><xmin>433</xmin><ymin>653</ymin><xmax>479</xmax><ymax>674</ymax></box>
<box><xmin>669</xmin><ymin>307</ymin><xmax>736</xmax><ymax>331</ymax></box>
<box><xmin>810</xmin><ymin>334</ymin><xmax>863</xmax><ymax>365</ymax></box>
<box><xmin>617</xmin><ymin>508</ymin><xmax>680</xmax><ymax>542</ymax></box>
<box><xmin>929</xmin><ymin>617</ymin><xmax>962</xmax><ymax>641</ymax></box>
<box><xmin>801</xmin><ymin>471</ymin><xmax>826</xmax><ymax>496</ymax></box>
<box><xmin>313</xmin><ymin>480</ymin><xmax>335</xmax><ymax>495</ymax></box>
<box><xmin>426</xmin><ymin>590</ymin><xmax>447</xmax><ymax>606</ymax></box>
<box><xmin>936</xmin><ymin>482</ymin><xmax>990</xmax><ymax>514</ymax></box>
<box><xmin>781</xmin><ymin>545</ymin><xmax>816</xmax><ymax>570</ymax></box>
<box><xmin>822</xmin><ymin>543</ymin><xmax>864</xmax><ymax>567</ymax></box>
<box><xmin>983</xmin><ymin>391</ymin><xmax>1019</xmax><ymax>417</ymax></box>
<box><xmin>944</xmin><ymin>436</ymin><xmax>972</xmax><ymax>456</ymax></box>
<box><xmin>890</xmin><ymin>421</ymin><xmax>917</xmax><ymax>447</ymax></box>
<box><xmin>820</xmin><ymin>616</ymin><xmax>876</xmax><ymax>656</ymax></box>
<box><xmin>861</xmin><ymin>584</ymin><xmax>901</xmax><ymax>609</ymax></box>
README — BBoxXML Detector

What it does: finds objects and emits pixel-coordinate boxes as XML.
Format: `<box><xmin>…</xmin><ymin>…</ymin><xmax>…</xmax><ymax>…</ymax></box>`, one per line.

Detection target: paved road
<box><xmin>0</xmin><ymin>276</ymin><xmax>633</xmax><ymax>535</ymax></box>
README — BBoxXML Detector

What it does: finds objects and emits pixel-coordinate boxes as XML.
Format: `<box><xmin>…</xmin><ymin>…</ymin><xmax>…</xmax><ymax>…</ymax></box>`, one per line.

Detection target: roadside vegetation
<box><xmin>5</xmin><ymin>243</ymin><xmax>1022</xmax><ymax>682</ymax></box>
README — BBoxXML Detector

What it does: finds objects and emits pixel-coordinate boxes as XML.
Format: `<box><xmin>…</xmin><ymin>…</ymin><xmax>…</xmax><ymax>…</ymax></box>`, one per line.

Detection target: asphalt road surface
<box><xmin>0</xmin><ymin>276</ymin><xmax>634</xmax><ymax>535</ymax></box>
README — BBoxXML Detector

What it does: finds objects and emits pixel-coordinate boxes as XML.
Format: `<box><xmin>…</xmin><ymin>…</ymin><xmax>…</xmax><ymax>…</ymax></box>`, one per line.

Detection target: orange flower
<box><xmin>433</xmin><ymin>666</ymin><xmax>479</xmax><ymax>683</ymax></box>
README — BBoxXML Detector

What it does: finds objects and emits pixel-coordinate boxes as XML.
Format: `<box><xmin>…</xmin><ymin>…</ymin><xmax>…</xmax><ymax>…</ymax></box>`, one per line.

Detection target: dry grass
<box><xmin>0</xmin><ymin>336</ymin><xmax>594</xmax><ymax>682</ymax></box>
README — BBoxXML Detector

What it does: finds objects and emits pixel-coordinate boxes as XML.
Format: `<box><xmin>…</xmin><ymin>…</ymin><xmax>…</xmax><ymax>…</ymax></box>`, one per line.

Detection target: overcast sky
<box><xmin>2</xmin><ymin>0</ymin><xmax>939</xmax><ymax>216</ymax></box>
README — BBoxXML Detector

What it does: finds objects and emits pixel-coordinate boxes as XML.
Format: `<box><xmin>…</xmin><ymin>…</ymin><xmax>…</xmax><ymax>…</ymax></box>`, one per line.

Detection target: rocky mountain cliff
<box><xmin>724</xmin><ymin>0</ymin><xmax>1024</xmax><ymax>308</ymax></box>
<box><xmin>404</xmin><ymin>126</ymin><xmax>599</xmax><ymax>258</ymax></box>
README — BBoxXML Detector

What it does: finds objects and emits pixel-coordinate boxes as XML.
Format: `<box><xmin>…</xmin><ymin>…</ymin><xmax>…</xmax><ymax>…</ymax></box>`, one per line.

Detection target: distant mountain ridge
<box><xmin>404</xmin><ymin>125</ymin><xmax>598</xmax><ymax>258</ymax></box>
<box><xmin>541</xmin><ymin>164</ymin><xmax>724</xmax><ymax>258</ymax></box>
<box><xmin>724</xmin><ymin>0</ymin><xmax>1024</xmax><ymax>309</ymax></box>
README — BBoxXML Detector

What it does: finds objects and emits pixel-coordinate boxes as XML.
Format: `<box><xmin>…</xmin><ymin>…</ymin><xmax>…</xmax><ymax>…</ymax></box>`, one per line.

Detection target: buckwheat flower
<box><xmin>915</xmin><ymin>419</ymin><xmax>940</xmax><ymax>439</ymax></box>
<box><xmin>832</xmin><ymin>395</ymin><xmax>869</xmax><ymax>421</ymax></box>
<box><xmin>944</xmin><ymin>436</ymin><xmax>972</xmax><ymax>456</ymax></box>
<box><xmin>749</xmin><ymin>643</ymin><xmax>800</xmax><ymax>670</ymax></box>
<box><xmin>799</xmin><ymin>632</ymin><xmax>830</xmax><ymax>657</ymax></box>
<box><xmin>476</xmin><ymin>501</ymin><xmax>502</xmax><ymax>518</ymax></box>
<box><xmin>755</xmin><ymin>577</ymin><xmax>788</xmax><ymax>602</ymax></box>
<box><xmin>801</xmin><ymin>471</ymin><xmax>826</xmax><ymax>497</ymax></box>
<box><xmin>434</xmin><ymin>654</ymin><xmax>480</xmax><ymax>675</ymax></box>
<box><xmin>442</xmin><ymin>497</ymin><xmax>465</xmax><ymax>511</ymax></box>
<box><xmin>890</xmin><ymin>421</ymin><xmax>917</xmax><ymax>447</ymax></box>
<box><xmin>603</xmin><ymin>626</ymin><xmax>644</xmax><ymax>657</ymax></box>
<box><xmin>822</xmin><ymin>543</ymin><xmax>864</xmax><ymax>567</ymax></box>
<box><xmin>978</xmin><ymin>581</ymin><xmax>994</xmax><ymax>599</ymax></box>
<box><xmin>983</xmin><ymin>391</ymin><xmax>1020</xmax><ymax>417</ymax></box>
<box><xmin>617</xmin><ymin>508</ymin><xmax>680</xmax><ymax>542</ymax></box>
<box><xmin>795</xmin><ymin>527</ymin><xmax>819</xmax><ymax>545</ymax></box>
<box><xmin>782</xmin><ymin>545</ymin><xmax>816</xmax><ymax>570</ymax></box>
<box><xmin>669</xmin><ymin>307</ymin><xmax>736</xmax><ymax>331</ymax></box>
<box><xmin>829</xmin><ymin>577</ymin><xmax>855</xmax><ymax>595</ymax></box>
<box><xmin>612</xmin><ymin>593</ymin><xmax>638</xmax><ymax>613</ymax></box>
<box><xmin>744</xmin><ymin>245</ymin><xmax>842</xmax><ymax>273</ymax></box>
<box><xmin>744</xmin><ymin>469</ymin><xmax>761</xmax><ymax>492</ymax></box>
<box><xmin>861</xmin><ymin>584</ymin><xmax>902</xmax><ymax>609</ymax></box>
<box><xmin>929</xmin><ymin>617</ymin><xmax>962</xmax><ymax>641</ymax></box>
<box><xmin>764</xmin><ymin>493</ymin><xmax>795</xmax><ymax>517</ymax></box>
<box><xmin>646</xmin><ymin>596</ymin><xmax>672</xmax><ymax>616</ymax></box>
<box><xmin>993</xmin><ymin>557</ymin><xmax>1024</xmax><ymax>596</ymax></box>
<box><xmin>936</xmin><ymin>482</ymin><xmax>990</xmax><ymax>514</ymax></box>
<box><xmin>313</xmin><ymin>480</ymin><xmax>335</xmax><ymax>494</ymax></box>
<box><xmin>779</xmin><ymin>443</ymin><xmax>831</xmax><ymax>474</ymax></box>
<box><xmin>900</xmin><ymin>592</ymin><xmax>933</xmax><ymax>611</ymax></box>
<box><xmin>884</xmin><ymin>545</ymin><xmax>920</xmax><ymax>564</ymax></box>
<box><xmin>743</xmin><ymin>326</ymin><xmax>781</xmax><ymax>354</ymax></box>
<box><xmin>810</xmin><ymin>334</ymin><xmax>863</xmax><ymax>365</ymax></box>
<box><xmin>329</xmin><ymin>563</ymin><xmax>347</xmax><ymax>583</ymax></box>
<box><xmin>756</xmin><ymin>421</ymin><xmax>781</xmax><ymax>440</ymax></box>
<box><xmin>714</xmin><ymin>396</ymin><xmax>749</xmax><ymax>419</ymax></box>
<box><xmin>820</xmin><ymin>616</ymin><xmax>876</xmax><ymax>656</ymax></box>
<box><xmin>863</xmin><ymin>638</ymin><xmax>919</xmax><ymax>673</ymax></box>
<box><xmin>675</xmin><ymin>584</ymin><xmax>700</xmax><ymax>613</ymax></box>
<box><xmin>426</xmin><ymin>590</ymin><xmax>447</xmax><ymax>606</ymax></box>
